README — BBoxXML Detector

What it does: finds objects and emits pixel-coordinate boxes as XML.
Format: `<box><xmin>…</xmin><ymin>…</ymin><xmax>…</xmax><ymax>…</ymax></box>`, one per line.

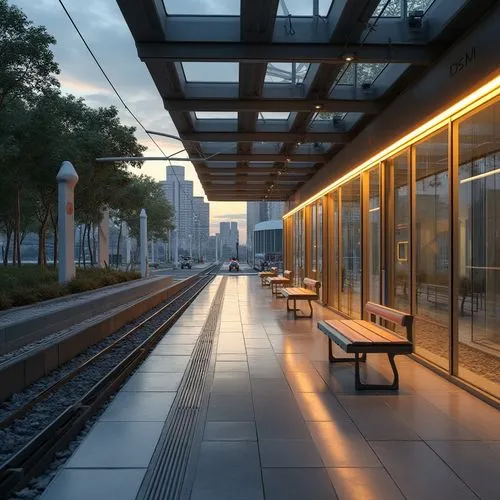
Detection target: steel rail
<box><xmin>0</xmin><ymin>264</ymin><xmax>220</xmax><ymax>498</ymax></box>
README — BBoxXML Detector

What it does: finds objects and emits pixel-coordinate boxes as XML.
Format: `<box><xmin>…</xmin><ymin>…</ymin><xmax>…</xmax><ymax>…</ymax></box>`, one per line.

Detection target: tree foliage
<box><xmin>0</xmin><ymin>2</ymin><xmax>174</xmax><ymax>268</ymax></box>
<box><xmin>0</xmin><ymin>0</ymin><xmax>59</xmax><ymax>111</ymax></box>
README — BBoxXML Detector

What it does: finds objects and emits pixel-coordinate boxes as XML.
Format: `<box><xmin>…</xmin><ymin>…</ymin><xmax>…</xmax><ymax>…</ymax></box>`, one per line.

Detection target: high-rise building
<box><xmin>159</xmin><ymin>165</ymin><xmax>195</xmax><ymax>260</ymax></box>
<box><xmin>219</xmin><ymin>221</ymin><xmax>238</xmax><ymax>259</ymax></box>
<box><xmin>246</xmin><ymin>201</ymin><xmax>284</xmax><ymax>264</ymax></box>
<box><xmin>193</xmin><ymin>196</ymin><xmax>210</xmax><ymax>260</ymax></box>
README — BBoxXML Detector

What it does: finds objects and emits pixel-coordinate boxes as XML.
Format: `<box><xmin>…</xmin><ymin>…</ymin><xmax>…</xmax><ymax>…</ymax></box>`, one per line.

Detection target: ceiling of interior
<box><xmin>117</xmin><ymin>0</ymin><xmax>497</xmax><ymax>201</ymax></box>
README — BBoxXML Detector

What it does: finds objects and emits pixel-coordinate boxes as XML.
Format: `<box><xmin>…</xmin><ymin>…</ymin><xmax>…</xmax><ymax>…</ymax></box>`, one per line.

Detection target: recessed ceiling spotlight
<box><xmin>343</xmin><ymin>53</ymin><xmax>355</xmax><ymax>62</ymax></box>
<box><xmin>297</xmin><ymin>141</ymin><xmax>301</xmax><ymax>146</ymax></box>
<box><xmin>277</xmin><ymin>171</ymin><xmax>282</xmax><ymax>176</ymax></box>
<box><xmin>286</xmin><ymin>157</ymin><xmax>291</xmax><ymax>162</ymax></box>
<box><xmin>314</xmin><ymin>104</ymin><xmax>322</xmax><ymax>110</ymax></box>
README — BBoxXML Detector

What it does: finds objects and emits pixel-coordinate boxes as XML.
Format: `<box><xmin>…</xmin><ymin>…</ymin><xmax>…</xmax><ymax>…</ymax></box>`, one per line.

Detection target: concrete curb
<box><xmin>0</xmin><ymin>275</ymin><xmax>199</xmax><ymax>402</ymax></box>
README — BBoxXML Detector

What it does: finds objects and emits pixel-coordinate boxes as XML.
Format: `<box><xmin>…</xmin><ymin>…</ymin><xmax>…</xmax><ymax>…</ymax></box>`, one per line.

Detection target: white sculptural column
<box><xmin>57</xmin><ymin>161</ymin><xmax>79</xmax><ymax>284</ymax></box>
<box><xmin>98</xmin><ymin>208</ymin><xmax>109</xmax><ymax>267</ymax></box>
<box><xmin>140</xmin><ymin>208</ymin><xmax>148</xmax><ymax>278</ymax></box>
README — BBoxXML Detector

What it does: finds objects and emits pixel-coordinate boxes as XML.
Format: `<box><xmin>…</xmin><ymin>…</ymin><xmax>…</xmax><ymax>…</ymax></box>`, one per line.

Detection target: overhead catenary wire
<box><xmin>56</xmin><ymin>0</ymin><xmax>205</xmax><ymax>221</ymax></box>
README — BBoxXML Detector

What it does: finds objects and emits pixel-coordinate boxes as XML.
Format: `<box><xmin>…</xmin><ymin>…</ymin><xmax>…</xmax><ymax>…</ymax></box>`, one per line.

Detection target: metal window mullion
<box><xmin>361</xmin><ymin>169</ymin><xmax>370</xmax><ymax>319</ymax></box>
<box><xmin>338</xmin><ymin>188</ymin><xmax>343</xmax><ymax>311</ymax></box>
<box><xmin>449</xmin><ymin>120</ymin><xmax>459</xmax><ymax>376</ymax></box>
<box><xmin>410</xmin><ymin>145</ymin><xmax>417</xmax><ymax>341</ymax></box>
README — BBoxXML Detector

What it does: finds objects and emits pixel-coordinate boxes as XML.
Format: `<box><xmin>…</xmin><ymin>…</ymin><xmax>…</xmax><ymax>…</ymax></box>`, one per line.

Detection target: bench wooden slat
<box><xmin>318</xmin><ymin>321</ymin><xmax>360</xmax><ymax>350</ymax></box>
<box><xmin>352</xmin><ymin>320</ymin><xmax>409</xmax><ymax>344</ymax></box>
<box><xmin>366</xmin><ymin>302</ymin><xmax>411</xmax><ymax>327</ymax></box>
<box><xmin>324</xmin><ymin>320</ymin><xmax>373</xmax><ymax>344</ymax></box>
<box><xmin>346</xmin><ymin>321</ymin><xmax>410</xmax><ymax>345</ymax></box>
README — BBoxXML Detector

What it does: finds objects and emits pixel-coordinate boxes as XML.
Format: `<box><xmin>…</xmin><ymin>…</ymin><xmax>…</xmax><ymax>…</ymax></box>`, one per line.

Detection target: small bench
<box><xmin>268</xmin><ymin>270</ymin><xmax>293</xmax><ymax>296</ymax></box>
<box><xmin>317</xmin><ymin>302</ymin><xmax>413</xmax><ymax>390</ymax></box>
<box><xmin>281</xmin><ymin>278</ymin><xmax>321</xmax><ymax>318</ymax></box>
<box><xmin>258</xmin><ymin>267</ymin><xmax>278</xmax><ymax>286</ymax></box>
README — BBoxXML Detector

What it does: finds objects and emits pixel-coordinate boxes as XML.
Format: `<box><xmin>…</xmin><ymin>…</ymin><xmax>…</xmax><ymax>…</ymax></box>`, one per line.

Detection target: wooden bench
<box><xmin>281</xmin><ymin>278</ymin><xmax>321</xmax><ymax>318</ymax></box>
<box><xmin>258</xmin><ymin>267</ymin><xmax>278</xmax><ymax>286</ymax></box>
<box><xmin>317</xmin><ymin>302</ymin><xmax>413</xmax><ymax>390</ymax></box>
<box><xmin>268</xmin><ymin>270</ymin><xmax>293</xmax><ymax>296</ymax></box>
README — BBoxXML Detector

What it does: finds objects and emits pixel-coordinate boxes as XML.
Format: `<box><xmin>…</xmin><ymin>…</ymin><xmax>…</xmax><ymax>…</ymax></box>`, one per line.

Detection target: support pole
<box><xmin>57</xmin><ymin>161</ymin><xmax>78</xmax><ymax>284</ymax></box>
<box><xmin>140</xmin><ymin>209</ymin><xmax>148</xmax><ymax>278</ymax></box>
<box><xmin>151</xmin><ymin>237</ymin><xmax>155</xmax><ymax>265</ymax></box>
<box><xmin>98</xmin><ymin>208</ymin><xmax>109</xmax><ymax>267</ymax></box>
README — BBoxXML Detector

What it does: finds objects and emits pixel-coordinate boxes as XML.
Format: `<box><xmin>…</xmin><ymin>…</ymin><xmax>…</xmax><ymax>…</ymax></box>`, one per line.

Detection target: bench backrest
<box><xmin>303</xmin><ymin>277</ymin><xmax>321</xmax><ymax>292</ymax></box>
<box><xmin>366</xmin><ymin>302</ymin><xmax>413</xmax><ymax>341</ymax></box>
<box><xmin>283</xmin><ymin>270</ymin><xmax>293</xmax><ymax>280</ymax></box>
<box><xmin>270</xmin><ymin>267</ymin><xmax>278</xmax><ymax>275</ymax></box>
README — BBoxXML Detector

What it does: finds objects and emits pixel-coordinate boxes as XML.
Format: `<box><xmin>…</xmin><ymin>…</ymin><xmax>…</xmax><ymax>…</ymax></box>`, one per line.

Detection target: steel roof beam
<box><xmin>137</xmin><ymin>42</ymin><xmax>434</xmax><ymax>65</ymax></box>
<box><xmin>181</xmin><ymin>131</ymin><xmax>350</xmax><ymax>142</ymax></box>
<box><xmin>193</xmin><ymin>153</ymin><xmax>327</xmax><ymax>162</ymax></box>
<box><xmin>165</xmin><ymin>98</ymin><xmax>382</xmax><ymax>113</ymax></box>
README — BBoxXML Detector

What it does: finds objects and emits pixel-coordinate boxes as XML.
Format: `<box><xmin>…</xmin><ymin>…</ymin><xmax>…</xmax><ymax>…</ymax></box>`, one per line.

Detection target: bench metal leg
<box><xmin>328</xmin><ymin>340</ymin><xmax>367</xmax><ymax>363</ymax></box>
<box><xmin>355</xmin><ymin>353</ymin><xmax>399</xmax><ymax>391</ymax></box>
<box><xmin>287</xmin><ymin>299</ymin><xmax>313</xmax><ymax>319</ymax></box>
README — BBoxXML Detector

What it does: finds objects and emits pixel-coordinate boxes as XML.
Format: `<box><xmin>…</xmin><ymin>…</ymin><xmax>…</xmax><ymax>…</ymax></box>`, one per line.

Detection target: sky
<box><xmin>11</xmin><ymin>0</ymin><xmax>250</xmax><ymax>242</ymax></box>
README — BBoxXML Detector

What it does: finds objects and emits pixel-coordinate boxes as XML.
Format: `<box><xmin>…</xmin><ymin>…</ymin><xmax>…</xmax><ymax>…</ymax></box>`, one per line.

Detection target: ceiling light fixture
<box><xmin>314</xmin><ymin>104</ymin><xmax>322</xmax><ymax>110</ymax></box>
<box><xmin>343</xmin><ymin>53</ymin><xmax>355</xmax><ymax>62</ymax></box>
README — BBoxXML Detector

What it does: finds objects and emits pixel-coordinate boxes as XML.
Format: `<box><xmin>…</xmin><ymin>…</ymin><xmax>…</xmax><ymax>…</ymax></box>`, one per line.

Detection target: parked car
<box><xmin>180</xmin><ymin>256</ymin><xmax>192</xmax><ymax>269</ymax></box>
<box><xmin>229</xmin><ymin>258</ymin><xmax>240</xmax><ymax>272</ymax></box>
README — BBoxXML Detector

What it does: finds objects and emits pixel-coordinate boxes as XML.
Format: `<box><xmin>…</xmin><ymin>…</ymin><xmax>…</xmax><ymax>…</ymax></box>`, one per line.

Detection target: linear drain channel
<box><xmin>137</xmin><ymin>277</ymin><xmax>227</xmax><ymax>500</ymax></box>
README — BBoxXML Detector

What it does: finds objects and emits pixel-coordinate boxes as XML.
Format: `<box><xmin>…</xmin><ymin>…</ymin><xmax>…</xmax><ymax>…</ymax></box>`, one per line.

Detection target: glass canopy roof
<box><xmin>120</xmin><ymin>0</ymin><xmax>483</xmax><ymax>201</ymax></box>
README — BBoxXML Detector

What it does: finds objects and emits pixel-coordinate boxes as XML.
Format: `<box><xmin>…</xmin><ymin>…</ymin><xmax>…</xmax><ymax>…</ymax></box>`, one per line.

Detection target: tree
<box><xmin>0</xmin><ymin>0</ymin><xmax>59</xmax><ymax>111</ymax></box>
<box><xmin>117</xmin><ymin>175</ymin><xmax>175</xmax><ymax>265</ymax></box>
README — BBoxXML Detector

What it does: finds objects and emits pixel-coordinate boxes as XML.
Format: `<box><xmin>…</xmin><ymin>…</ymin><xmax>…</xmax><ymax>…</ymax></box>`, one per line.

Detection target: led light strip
<box><xmin>283</xmin><ymin>75</ymin><xmax>500</xmax><ymax>219</ymax></box>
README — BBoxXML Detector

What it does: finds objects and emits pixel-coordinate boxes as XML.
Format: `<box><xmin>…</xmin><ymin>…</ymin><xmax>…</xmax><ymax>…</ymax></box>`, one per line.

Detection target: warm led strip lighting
<box><xmin>283</xmin><ymin>75</ymin><xmax>500</xmax><ymax>219</ymax></box>
<box><xmin>460</xmin><ymin>167</ymin><xmax>500</xmax><ymax>184</ymax></box>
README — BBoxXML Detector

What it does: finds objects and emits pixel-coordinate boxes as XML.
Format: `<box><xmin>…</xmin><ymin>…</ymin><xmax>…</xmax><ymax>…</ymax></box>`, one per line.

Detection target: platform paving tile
<box><xmin>122</xmin><ymin>371</ymin><xmax>184</xmax><ymax>392</ymax></box>
<box><xmin>138</xmin><ymin>354</ymin><xmax>190</xmax><ymax>372</ymax></box>
<box><xmin>259</xmin><ymin>439</ymin><xmax>324</xmax><ymax>467</ymax></box>
<box><xmin>100</xmin><ymin>390</ymin><xmax>176</xmax><ymax>421</ymax></box>
<box><xmin>40</xmin><ymin>468</ymin><xmax>146</xmax><ymax>500</ymax></box>
<box><xmin>65</xmin><ymin>421</ymin><xmax>164</xmax><ymax>468</ymax></box>
<box><xmin>427</xmin><ymin>440</ymin><xmax>500</xmax><ymax>499</ymax></box>
<box><xmin>327</xmin><ymin>468</ymin><xmax>404</xmax><ymax>500</ymax></box>
<box><xmin>207</xmin><ymin>393</ymin><xmax>255</xmax><ymax>421</ymax></box>
<box><xmin>370</xmin><ymin>441</ymin><xmax>477</xmax><ymax>499</ymax></box>
<box><xmin>190</xmin><ymin>440</ymin><xmax>263</xmax><ymax>500</ymax></box>
<box><xmin>150</xmin><ymin>343</ymin><xmax>195</xmax><ymax>355</ymax></box>
<box><xmin>262</xmin><ymin>468</ymin><xmax>337</xmax><ymax>500</ymax></box>
<box><xmin>204</xmin><ymin>421</ymin><xmax>257</xmax><ymax>441</ymax></box>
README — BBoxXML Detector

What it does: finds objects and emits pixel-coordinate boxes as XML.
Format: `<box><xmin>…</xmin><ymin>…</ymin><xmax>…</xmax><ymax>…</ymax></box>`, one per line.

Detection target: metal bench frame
<box><xmin>282</xmin><ymin>278</ymin><xmax>321</xmax><ymax>318</ymax></box>
<box><xmin>318</xmin><ymin>302</ymin><xmax>413</xmax><ymax>390</ymax></box>
<box><xmin>268</xmin><ymin>270</ymin><xmax>293</xmax><ymax>296</ymax></box>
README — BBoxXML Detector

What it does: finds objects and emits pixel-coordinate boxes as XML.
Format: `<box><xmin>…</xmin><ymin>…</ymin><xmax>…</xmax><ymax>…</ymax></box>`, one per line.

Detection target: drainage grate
<box><xmin>137</xmin><ymin>277</ymin><xmax>227</xmax><ymax>500</ymax></box>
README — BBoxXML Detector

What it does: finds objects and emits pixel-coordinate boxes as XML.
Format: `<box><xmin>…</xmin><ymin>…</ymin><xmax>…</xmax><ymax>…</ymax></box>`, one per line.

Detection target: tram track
<box><xmin>0</xmin><ymin>264</ymin><xmax>220</xmax><ymax>499</ymax></box>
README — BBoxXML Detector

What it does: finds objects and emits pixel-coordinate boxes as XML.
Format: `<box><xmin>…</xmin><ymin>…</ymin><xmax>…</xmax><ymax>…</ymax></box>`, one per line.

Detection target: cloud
<box><xmin>11</xmin><ymin>0</ymin><xmax>247</xmax><ymax>237</ymax></box>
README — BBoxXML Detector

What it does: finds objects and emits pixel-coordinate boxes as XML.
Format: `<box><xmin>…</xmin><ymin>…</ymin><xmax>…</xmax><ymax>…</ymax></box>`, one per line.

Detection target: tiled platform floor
<box><xmin>42</xmin><ymin>276</ymin><xmax>500</xmax><ymax>500</ymax></box>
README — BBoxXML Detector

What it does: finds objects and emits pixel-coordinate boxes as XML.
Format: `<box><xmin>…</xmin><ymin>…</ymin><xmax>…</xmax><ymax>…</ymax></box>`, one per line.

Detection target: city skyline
<box><xmin>11</xmin><ymin>0</ymin><xmax>248</xmax><ymax>240</ymax></box>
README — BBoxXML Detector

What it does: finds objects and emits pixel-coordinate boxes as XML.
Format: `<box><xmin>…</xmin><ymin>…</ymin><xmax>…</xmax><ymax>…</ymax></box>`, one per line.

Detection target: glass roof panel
<box><xmin>277</xmin><ymin>0</ymin><xmax>334</xmax><ymax>16</ymax></box>
<box><xmin>312</xmin><ymin>112</ymin><xmax>348</xmax><ymax>122</ymax></box>
<box><xmin>195</xmin><ymin>112</ymin><xmax>238</xmax><ymax>120</ymax></box>
<box><xmin>372</xmin><ymin>0</ymin><xmax>435</xmax><ymax>17</ymax></box>
<box><xmin>258</xmin><ymin>112</ymin><xmax>291</xmax><ymax>120</ymax></box>
<box><xmin>265</xmin><ymin>63</ymin><xmax>310</xmax><ymax>84</ymax></box>
<box><xmin>163</xmin><ymin>0</ymin><xmax>240</xmax><ymax>15</ymax></box>
<box><xmin>252</xmin><ymin>142</ymin><xmax>283</xmax><ymax>153</ymax></box>
<box><xmin>200</xmin><ymin>142</ymin><xmax>237</xmax><ymax>154</ymax></box>
<box><xmin>295</xmin><ymin>142</ymin><xmax>331</xmax><ymax>153</ymax></box>
<box><xmin>182</xmin><ymin>62</ymin><xmax>239</xmax><ymax>82</ymax></box>
<box><xmin>334</xmin><ymin>63</ymin><xmax>388</xmax><ymax>87</ymax></box>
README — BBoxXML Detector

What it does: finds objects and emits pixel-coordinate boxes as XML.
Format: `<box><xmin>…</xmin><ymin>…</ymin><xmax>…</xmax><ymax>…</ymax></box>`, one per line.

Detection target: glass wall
<box><xmin>367</xmin><ymin>166</ymin><xmax>381</xmax><ymax>304</ymax></box>
<box><xmin>414</xmin><ymin>128</ymin><xmax>450</xmax><ymax>369</ymax></box>
<box><xmin>386</xmin><ymin>150</ymin><xmax>411</xmax><ymax>322</ymax></box>
<box><xmin>340</xmin><ymin>177</ymin><xmax>362</xmax><ymax>318</ymax></box>
<box><xmin>327</xmin><ymin>191</ymin><xmax>340</xmax><ymax>310</ymax></box>
<box><xmin>457</xmin><ymin>99</ymin><xmax>500</xmax><ymax>397</ymax></box>
<box><xmin>283</xmin><ymin>85</ymin><xmax>500</xmax><ymax>400</ymax></box>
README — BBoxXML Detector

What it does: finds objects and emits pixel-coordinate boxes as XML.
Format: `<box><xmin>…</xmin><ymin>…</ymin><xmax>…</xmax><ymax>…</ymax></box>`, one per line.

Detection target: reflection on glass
<box><xmin>340</xmin><ymin>177</ymin><xmax>361</xmax><ymax>318</ymax></box>
<box><xmin>317</xmin><ymin>200</ymin><xmax>324</xmax><ymax>301</ymax></box>
<box><xmin>294</xmin><ymin>211</ymin><xmax>305</xmax><ymax>284</ymax></box>
<box><xmin>311</xmin><ymin>204</ymin><xmax>317</xmax><ymax>274</ymax></box>
<box><xmin>386</xmin><ymin>151</ymin><xmax>411</xmax><ymax>325</ymax></box>
<box><xmin>415</xmin><ymin>128</ymin><xmax>449</xmax><ymax>369</ymax></box>
<box><xmin>368</xmin><ymin>166</ymin><xmax>381</xmax><ymax>303</ymax></box>
<box><xmin>457</xmin><ymin>99</ymin><xmax>500</xmax><ymax>398</ymax></box>
<box><xmin>327</xmin><ymin>191</ymin><xmax>339</xmax><ymax>309</ymax></box>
